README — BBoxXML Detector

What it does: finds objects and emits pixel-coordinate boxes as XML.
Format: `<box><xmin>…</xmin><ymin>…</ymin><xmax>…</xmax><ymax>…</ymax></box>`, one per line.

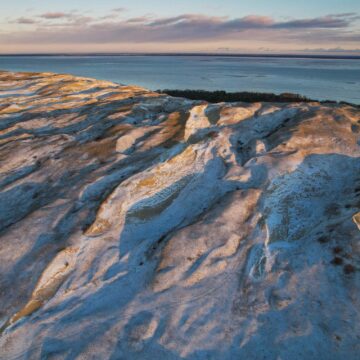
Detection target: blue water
<box><xmin>0</xmin><ymin>55</ymin><xmax>359</xmax><ymax>103</ymax></box>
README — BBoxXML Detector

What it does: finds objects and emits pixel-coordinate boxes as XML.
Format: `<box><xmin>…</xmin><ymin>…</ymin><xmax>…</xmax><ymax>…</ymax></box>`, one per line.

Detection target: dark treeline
<box><xmin>158</xmin><ymin>89</ymin><xmax>315</xmax><ymax>103</ymax></box>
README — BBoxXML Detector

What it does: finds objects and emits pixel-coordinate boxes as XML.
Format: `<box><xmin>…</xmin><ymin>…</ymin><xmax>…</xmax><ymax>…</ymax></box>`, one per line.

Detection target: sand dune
<box><xmin>0</xmin><ymin>71</ymin><xmax>359</xmax><ymax>359</ymax></box>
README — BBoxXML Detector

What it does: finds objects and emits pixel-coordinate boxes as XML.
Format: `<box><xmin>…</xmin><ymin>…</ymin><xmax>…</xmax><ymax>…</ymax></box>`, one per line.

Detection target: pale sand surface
<box><xmin>0</xmin><ymin>71</ymin><xmax>359</xmax><ymax>359</ymax></box>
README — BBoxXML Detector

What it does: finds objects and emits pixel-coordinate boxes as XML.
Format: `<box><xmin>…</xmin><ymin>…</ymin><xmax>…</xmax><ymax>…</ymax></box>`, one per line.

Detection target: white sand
<box><xmin>0</xmin><ymin>71</ymin><xmax>359</xmax><ymax>359</ymax></box>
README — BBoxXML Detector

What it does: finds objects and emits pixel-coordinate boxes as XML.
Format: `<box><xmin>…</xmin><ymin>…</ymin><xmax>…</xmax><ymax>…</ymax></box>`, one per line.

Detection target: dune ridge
<box><xmin>0</xmin><ymin>71</ymin><xmax>359</xmax><ymax>359</ymax></box>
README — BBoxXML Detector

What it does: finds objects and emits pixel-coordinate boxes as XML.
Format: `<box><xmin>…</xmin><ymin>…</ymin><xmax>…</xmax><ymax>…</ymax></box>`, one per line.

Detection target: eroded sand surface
<box><xmin>0</xmin><ymin>71</ymin><xmax>359</xmax><ymax>359</ymax></box>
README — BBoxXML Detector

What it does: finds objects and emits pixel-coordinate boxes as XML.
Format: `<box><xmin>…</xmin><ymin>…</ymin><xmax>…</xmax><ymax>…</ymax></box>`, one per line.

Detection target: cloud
<box><xmin>112</xmin><ymin>8</ymin><xmax>126</xmax><ymax>12</ymax></box>
<box><xmin>144</xmin><ymin>13</ymin><xmax>357</xmax><ymax>32</ymax></box>
<box><xmin>15</xmin><ymin>17</ymin><xmax>37</xmax><ymax>24</ymax></box>
<box><xmin>126</xmin><ymin>16</ymin><xmax>152</xmax><ymax>24</ymax></box>
<box><xmin>272</xmin><ymin>16</ymin><xmax>354</xmax><ymax>29</ymax></box>
<box><xmin>35</xmin><ymin>12</ymin><xmax>95</xmax><ymax>27</ymax></box>
<box><xmin>100</xmin><ymin>14</ymin><xmax>120</xmax><ymax>20</ymax></box>
<box><xmin>39</xmin><ymin>12</ymin><xmax>73</xmax><ymax>20</ymax></box>
<box><xmin>3</xmin><ymin>12</ymin><xmax>359</xmax><ymax>47</ymax></box>
<box><xmin>330</xmin><ymin>12</ymin><xmax>360</xmax><ymax>19</ymax></box>
<box><xmin>300</xmin><ymin>47</ymin><xmax>360</xmax><ymax>54</ymax></box>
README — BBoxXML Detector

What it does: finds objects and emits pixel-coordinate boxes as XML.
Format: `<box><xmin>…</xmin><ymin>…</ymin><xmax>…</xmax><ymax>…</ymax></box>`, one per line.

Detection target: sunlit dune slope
<box><xmin>0</xmin><ymin>71</ymin><xmax>359</xmax><ymax>359</ymax></box>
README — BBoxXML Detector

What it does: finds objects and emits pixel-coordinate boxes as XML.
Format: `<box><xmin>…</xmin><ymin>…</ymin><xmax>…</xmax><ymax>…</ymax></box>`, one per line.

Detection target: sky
<box><xmin>0</xmin><ymin>0</ymin><xmax>359</xmax><ymax>54</ymax></box>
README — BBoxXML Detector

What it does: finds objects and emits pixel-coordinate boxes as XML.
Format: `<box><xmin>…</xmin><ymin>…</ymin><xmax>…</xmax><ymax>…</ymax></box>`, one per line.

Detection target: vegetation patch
<box><xmin>158</xmin><ymin>89</ymin><xmax>360</xmax><ymax>107</ymax></box>
<box><xmin>331</xmin><ymin>257</ymin><xmax>343</xmax><ymax>266</ymax></box>
<box><xmin>344</xmin><ymin>264</ymin><xmax>356</xmax><ymax>274</ymax></box>
<box><xmin>159</xmin><ymin>89</ymin><xmax>314</xmax><ymax>103</ymax></box>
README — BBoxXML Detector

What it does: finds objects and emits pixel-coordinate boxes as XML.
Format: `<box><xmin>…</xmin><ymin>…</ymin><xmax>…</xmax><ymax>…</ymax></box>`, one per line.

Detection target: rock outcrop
<box><xmin>0</xmin><ymin>71</ymin><xmax>359</xmax><ymax>359</ymax></box>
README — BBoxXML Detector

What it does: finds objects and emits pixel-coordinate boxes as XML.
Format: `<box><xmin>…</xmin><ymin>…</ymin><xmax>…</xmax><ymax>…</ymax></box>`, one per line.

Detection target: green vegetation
<box><xmin>158</xmin><ymin>89</ymin><xmax>314</xmax><ymax>103</ymax></box>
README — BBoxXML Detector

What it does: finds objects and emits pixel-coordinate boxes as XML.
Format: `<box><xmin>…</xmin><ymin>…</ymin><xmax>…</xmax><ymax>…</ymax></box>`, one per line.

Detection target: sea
<box><xmin>0</xmin><ymin>55</ymin><xmax>359</xmax><ymax>104</ymax></box>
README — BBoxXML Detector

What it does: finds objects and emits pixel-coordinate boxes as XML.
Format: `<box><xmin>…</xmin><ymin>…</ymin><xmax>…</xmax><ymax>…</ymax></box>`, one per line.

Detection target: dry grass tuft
<box><xmin>343</xmin><ymin>264</ymin><xmax>356</xmax><ymax>274</ymax></box>
<box><xmin>332</xmin><ymin>246</ymin><xmax>343</xmax><ymax>254</ymax></box>
<box><xmin>331</xmin><ymin>257</ymin><xmax>343</xmax><ymax>266</ymax></box>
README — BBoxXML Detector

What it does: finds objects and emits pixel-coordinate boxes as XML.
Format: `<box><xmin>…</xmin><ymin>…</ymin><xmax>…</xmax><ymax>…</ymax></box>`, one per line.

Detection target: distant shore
<box><xmin>159</xmin><ymin>89</ymin><xmax>359</xmax><ymax>107</ymax></box>
<box><xmin>1</xmin><ymin>53</ymin><xmax>360</xmax><ymax>60</ymax></box>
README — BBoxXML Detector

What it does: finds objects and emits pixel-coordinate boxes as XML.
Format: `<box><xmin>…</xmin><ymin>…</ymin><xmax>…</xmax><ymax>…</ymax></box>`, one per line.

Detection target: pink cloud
<box><xmin>39</xmin><ymin>12</ymin><xmax>73</xmax><ymax>20</ymax></box>
<box><xmin>3</xmin><ymin>12</ymin><xmax>359</xmax><ymax>47</ymax></box>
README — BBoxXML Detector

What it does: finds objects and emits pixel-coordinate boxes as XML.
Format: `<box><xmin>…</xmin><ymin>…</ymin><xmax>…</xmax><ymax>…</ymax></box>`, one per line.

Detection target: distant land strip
<box><xmin>0</xmin><ymin>53</ymin><xmax>360</xmax><ymax>60</ymax></box>
<box><xmin>158</xmin><ymin>89</ymin><xmax>360</xmax><ymax>106</ymax></box>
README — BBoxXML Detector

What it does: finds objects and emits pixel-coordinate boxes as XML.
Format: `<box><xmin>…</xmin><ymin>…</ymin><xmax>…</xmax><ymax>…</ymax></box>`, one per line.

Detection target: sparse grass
<box><xmin>80</xmin><ymin>138</ymin><xmax>116</xmax><ymax>161</ymax></box>
<box><xmin>317</xmin><ymin>235</ymin><xmax>329</xmax><ymax>243</ymax></box>
<box><xmin>258</xmin><ymin>216</ymin><xmax>266</xmax><ymax>230</ymax></box>
<box><xmin>207</xmin><ymin>131</ymin><xmax>219</xmax><ymax>139</ymax></box>
<box><xmin>344</xmin><ymin>264</ymin><xmax>356</xmax><ymax>274</ymax></box>
<box><xmin>331</xmin><ymin>257</ymin><xmax>343</xmax><ymax>266</ymax></box>
<box><xmin>332</xmin><ymin>246</ymin><xmax>343</xmax><ymax>254</ymax></box>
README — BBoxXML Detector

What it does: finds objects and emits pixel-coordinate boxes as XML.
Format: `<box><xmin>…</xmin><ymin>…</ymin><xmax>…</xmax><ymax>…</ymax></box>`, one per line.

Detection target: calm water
<box><xmin>1</xmin><ymin>55</ymin><xmax>359</xmax><ymax>103</ymax></box>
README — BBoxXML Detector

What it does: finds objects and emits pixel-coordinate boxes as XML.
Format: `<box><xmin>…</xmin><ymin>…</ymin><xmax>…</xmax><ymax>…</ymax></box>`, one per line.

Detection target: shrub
<box><xmin>344</xmin><ymin>264</ymin><xmax>356</xmax><ymax>274</ymax></box>
<box><xmin>331</xmin><ymin>257</ymin><xmax>343</xmax><ymax>265</ymax></box>
<box><xmin>158</xmin><ymin>89</ymin><xmax>314</xmax><ymax>103</ymax></box>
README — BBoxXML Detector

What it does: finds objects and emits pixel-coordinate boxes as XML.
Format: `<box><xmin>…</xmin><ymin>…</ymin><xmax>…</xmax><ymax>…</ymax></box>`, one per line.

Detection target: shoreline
<box><xmin>1</xmin><ymin>53</ymin><xmax>360</xmax><ymax>60</ymax></box>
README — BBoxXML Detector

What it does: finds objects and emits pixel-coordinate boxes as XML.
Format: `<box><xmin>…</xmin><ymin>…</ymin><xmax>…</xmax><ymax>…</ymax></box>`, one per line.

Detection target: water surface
<box><xmin>0</xmin><ymin>55</ymin><xmax>359</xmax><ymax>103</ymax></box>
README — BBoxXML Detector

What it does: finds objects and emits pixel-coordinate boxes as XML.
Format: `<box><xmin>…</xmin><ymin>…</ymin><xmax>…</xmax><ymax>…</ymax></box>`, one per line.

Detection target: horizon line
<box><xmin>0</xmin><ymin>52</ymin><xmax>360</xmax><ymax>60</ymax></box>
